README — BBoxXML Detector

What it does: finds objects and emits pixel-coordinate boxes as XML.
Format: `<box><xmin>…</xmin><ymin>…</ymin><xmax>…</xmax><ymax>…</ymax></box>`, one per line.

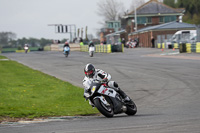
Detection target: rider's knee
<box><xmin>107</xmin><ymin>81</ymin><xmax>119</xmax><ymax>91</ymax></box>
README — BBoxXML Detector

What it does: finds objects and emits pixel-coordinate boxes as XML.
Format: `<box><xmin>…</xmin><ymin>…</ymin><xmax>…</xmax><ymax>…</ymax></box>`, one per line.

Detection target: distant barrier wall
<box><xmin>157</xmin><ymin>42</ymin><xmax>200</xmax><ymax>53</ymax></box>
<box><xmin>179</xmin><ymin>43</ymin><xmax>200</xmax><ymax>53</ymax></box>
<box><xmin>0</xmin><ymin>47</ymin><xmax>46</xmax><ymax>53</ymax></box>
<box><xmin>80</xmin><ymin>44</ymin><xmax>123</xmax><ymax>53</ymax></box>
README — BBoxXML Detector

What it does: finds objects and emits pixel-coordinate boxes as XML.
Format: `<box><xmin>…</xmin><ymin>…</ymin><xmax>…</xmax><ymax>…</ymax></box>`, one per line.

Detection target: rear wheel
<box><xmin>125</xmin><ymin>101</ymin><xmax>137</xmax><ymax>115</ymax></box>
<box><xmin>65</xmin><ymin>52</ymin><xmax>68</xmax><ymax>57</ymax></box>
<box><xmin>93</xmin><ymin>98</ymin><xmax>114</xmax><ymax>118</ymax></box>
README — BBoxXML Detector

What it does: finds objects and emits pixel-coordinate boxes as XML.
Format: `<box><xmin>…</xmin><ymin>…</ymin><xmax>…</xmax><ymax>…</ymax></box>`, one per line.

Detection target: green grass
<box><xmin>0</xmin><ymin>55</ymin><xmax>7</xmax><ymax>59</ymax></box>
<box><xmin>0</xmin><ymin>55</ymin><xmax>98</xmax><ymax>121</ymax></box>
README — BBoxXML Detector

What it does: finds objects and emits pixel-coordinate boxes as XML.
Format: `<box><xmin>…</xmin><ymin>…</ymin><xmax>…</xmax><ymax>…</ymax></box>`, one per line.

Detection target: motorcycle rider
<box><xmin>88</xmin><ymin>40</ymin><xmax>94</xmax><ymax>47</ymax></box>
<box><xmin>83</xmin><ymin>63</ymin><xmax>131</xmax><ymax>103</ymax></box>
<box><xmin>63</xmin><ymin>41</ymin><xmax>70</xmax><ymax>53</ymax></box>
<box><xmin>63</xmin><ymin>41</ymin><xmax>70</xmax><ymax>49</ymax></box>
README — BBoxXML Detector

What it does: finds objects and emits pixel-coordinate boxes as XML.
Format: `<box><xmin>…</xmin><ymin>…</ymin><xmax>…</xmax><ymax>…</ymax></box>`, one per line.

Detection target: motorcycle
<box><xmin>24</xmin><ymin>46</ymin><xmax>29</xmax><ymax>53</ymax></box>
<box><xmin>84</xmin><ymin>81</ymin><xmax>137</xmax><ymax>118</ymax></box>
<box><xmin>89</xmin><ymin>46</ymin><xmax>95</xmax><ymax>57</ymax></box>
<box><xmin>63</xmin><ymin>46</ymin><xmax>70</xmax><ymax>57</ymax></box>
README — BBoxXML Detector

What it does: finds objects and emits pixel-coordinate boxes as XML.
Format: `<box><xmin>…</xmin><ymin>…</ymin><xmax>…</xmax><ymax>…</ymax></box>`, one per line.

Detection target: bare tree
<box><xmin>96</xmin><ymin>0</ymin><xmax>125</xmax><ymax>21</ymax></box>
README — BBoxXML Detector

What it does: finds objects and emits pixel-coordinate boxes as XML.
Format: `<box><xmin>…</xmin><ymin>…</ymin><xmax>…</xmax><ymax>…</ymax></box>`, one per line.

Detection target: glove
<box><xmin>83</xmin><ymin>92</ymin><xmax>90</xmax><ymax>100</ymax></box>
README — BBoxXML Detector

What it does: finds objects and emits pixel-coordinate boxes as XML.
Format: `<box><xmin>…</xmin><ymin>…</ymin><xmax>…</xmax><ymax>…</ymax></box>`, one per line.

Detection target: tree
<box><xmin>163</xmin><ymin>0</ymin><xmax>176</xmax><ymax>8</ymax></box>
<box><xmin>165</xmin><ymin>0</ymin><xmax>200</xmax><ymax>24</ymax></box>
<box><xmin>0</xmin><ymin>32</ymin><xmax>16</xmax><ymax>47</ymax></box>
<box><xmin>96</xmin><ymin>0</ymin><xmax>125</xmax><ymax>21</ymax></box>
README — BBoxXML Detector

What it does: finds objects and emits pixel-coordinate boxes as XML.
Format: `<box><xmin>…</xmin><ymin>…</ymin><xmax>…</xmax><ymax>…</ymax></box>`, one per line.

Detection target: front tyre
<box><xmin>89</xmin><ymin>52</ymin><xmax>93</xmax><ymax>57</ymax></box>
<box><xmin>93</xmin><ymin>98</ymin><xmax>114</xmax><ymax>118</ymax></box>
<box><xmin>125</xmin><ymin>101</ymin><xmax>137</xmax><ymax>115</ymax></box>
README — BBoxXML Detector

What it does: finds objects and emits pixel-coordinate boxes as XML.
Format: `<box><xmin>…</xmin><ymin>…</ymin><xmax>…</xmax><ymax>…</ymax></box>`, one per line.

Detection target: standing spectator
<box><xmin>80</xmin><ymin>37</ymin><xmax>84</xmax><ymax>46</ymax></box>
<box><xmin>103</xmin><ymin>39</ymin><xmax>107</xmax><ymax>45</ymax></box>
<box><xmin>135</xmin><ymin>36</ymin><xmax>139</xmax><ymax>47</ymax></box>
<box><xmin>151</xmin><ymin>36</ymin><xmax>155</xmax><ymax>48</ymax></box>
<box><xmin>121</xmin><ymin>38</ymin><xmax>126</xmax><ymax>46</ymax></box>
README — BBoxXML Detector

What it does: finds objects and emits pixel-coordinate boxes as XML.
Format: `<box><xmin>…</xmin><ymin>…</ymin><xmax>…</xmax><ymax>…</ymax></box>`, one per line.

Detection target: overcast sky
<box><xmin>0</xmin><ymin>0</ymin><xmax>148</xmax><ymax>40</ymax></box>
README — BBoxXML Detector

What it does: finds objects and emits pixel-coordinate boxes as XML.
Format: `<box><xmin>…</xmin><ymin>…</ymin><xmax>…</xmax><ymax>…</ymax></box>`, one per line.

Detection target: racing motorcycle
<box><xmin>84</xmin><ymin>81</ymin><xmax>137</xmax><ymax>118</ymax></box>
<box><xmin>63</xmin><ymin>46</ymin><xmax>70</xmax><ymax>57</ymax></box>
<box><xmin>89</xmin><ymin>46</ymin><xmax>95</xmax><ymax>57</ymax></box>
<box><xmin>24</xmin><ymin>46</ymin><xmax>29</xmax><ymax>53</ymax></box>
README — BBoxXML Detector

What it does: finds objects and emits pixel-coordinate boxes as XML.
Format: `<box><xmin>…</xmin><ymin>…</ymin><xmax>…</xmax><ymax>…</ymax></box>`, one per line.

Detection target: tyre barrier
<box><xmin>157</xmin><ymin>43</ymin><xmax>200</xmax><ymax>53</ymax></box>
<box><xmin>80</xmin><ymin>44</ymin><xmax>123</xmax><ymax>53</ymax></box>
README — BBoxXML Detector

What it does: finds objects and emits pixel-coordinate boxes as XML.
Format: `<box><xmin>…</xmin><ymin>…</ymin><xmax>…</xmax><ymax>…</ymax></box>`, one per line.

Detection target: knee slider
<box><xmin>107</xmin><ymin>81</ymin><xmax>119</xmax><ymax>91</ymax></box>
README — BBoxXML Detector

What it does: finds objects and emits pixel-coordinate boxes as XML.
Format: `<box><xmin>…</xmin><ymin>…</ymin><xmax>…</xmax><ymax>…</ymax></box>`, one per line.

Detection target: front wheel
<box><xmin>93</xmin><ymin>98</ymin><xmax>114</xmax><ymax>118</ymax></box>
<box><xmin>125</xmin><ymin>101</ymin><xmax>137</xmax><ymax>115</ymax></box>
<box><xmin>89</xmin><ymin>52</ymin><xmax>93</xmax><ymax>57</ymax></box>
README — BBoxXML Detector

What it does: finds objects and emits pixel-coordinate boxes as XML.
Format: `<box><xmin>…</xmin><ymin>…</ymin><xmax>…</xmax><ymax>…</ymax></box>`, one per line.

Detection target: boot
<box><xmin>118</xmin><ymin>88</ymin><xmax>131</xmax><ymax>102</ymax></box>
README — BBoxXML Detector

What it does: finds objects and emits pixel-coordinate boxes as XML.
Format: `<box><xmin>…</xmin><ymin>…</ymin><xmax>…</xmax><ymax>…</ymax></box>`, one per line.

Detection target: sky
<box><xmin>0</xmin><ymin>0</ymin><xmax>148</xmax><ymax>40</ymax></box>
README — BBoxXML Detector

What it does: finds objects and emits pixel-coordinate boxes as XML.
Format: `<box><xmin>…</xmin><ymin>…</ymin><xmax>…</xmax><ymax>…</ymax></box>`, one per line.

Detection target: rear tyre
<box><xmin>65</xmin><ymin>52</ymin><xmax>68</xmax><ymax>57</ymax></box>
<box><xmin>125</xmin><ymin>101</ymin><xmax>137</xmax><ymax>115</ymax></box>
<box><xmin>93</xmin><ymin>98</ymin><xmax>114</xmax><ymax>118</ymax></box>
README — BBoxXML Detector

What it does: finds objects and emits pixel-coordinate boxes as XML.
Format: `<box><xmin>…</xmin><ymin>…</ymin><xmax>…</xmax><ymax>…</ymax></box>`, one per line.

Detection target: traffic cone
<box><xmin>173</xmin><ymin>48</ymin><xmax>175</xmax><ymax>51</ymax></box>
<box><xmin>162</xmin><ymin>48</ymin><xmax>164</xmax><ymax>51</ymax></box>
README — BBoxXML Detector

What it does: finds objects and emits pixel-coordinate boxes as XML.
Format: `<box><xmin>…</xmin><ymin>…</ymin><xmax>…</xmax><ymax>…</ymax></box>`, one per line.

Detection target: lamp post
<box><xmin>131</xmin><ymin>5</ymin><xmax>137</xmax><ymax>33</ymax></box>
<box><xmin>134</xmin><ymin>4</ymin><xmax>137</xmax><ymax>32</ymax></box>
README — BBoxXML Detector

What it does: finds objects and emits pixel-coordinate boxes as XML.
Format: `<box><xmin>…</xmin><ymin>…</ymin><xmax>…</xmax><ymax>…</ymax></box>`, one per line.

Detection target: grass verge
<box><xmin>0</xmin><ymin>55</ymin><xmax>98</xmax><ymax>122</ymax></box>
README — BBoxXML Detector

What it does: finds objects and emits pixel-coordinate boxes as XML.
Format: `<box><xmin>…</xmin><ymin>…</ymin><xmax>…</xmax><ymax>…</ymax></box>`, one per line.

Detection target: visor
<box><xmin>85</xmin><ymin>70</ymin><xmax>93</xmax><ymax>76</ymax></box>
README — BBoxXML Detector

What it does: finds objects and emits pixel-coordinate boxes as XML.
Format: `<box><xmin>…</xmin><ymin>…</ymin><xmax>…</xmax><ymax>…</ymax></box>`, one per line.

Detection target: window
<box><xmin>146</xmin><ymin>17</ymin><xmax>152</xmax><ymax>24</ymax></box>
<box><xmin>108</xmin><ymin>23</ymin><xmax>113</xmax><ymax>28</ymax></box>
<box><xmin>160</xmin><ymin>16</ymin><xmax>164</xmax><ymax>23</ymax></box>
<box><xmin>137</xmin><ymin>17</ymin><xmax>146</xmax><ymax>24</ymax></box>
<box><xmin>164</xmin><ymin>16</ymin><xmax>177</xmax><ymax>23</ymax></box>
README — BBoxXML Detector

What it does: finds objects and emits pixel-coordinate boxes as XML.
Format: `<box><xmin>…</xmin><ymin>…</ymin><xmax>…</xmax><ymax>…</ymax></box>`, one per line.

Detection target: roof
<box><xmin>128</xmin><ymin>0</ymin><xmax>184</xmax><ymax>15</ymax></box>
<box><xmin>129</xmin><ymin>21</ymin><xmax>196</xmax><ymax>35</ymax></box>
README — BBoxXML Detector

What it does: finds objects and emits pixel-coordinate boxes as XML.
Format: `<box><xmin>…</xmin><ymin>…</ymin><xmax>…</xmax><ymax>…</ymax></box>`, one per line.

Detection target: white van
<box><xmin>171</xmin><ymin>30</ymin><xmax>197</xmax><ymax>43</ymax></box>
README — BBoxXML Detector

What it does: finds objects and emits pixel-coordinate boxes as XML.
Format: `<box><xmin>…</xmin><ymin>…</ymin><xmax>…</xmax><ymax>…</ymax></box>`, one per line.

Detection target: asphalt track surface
<box><xmin>1</xmin><ymin>48</ymin><xmax>200</xmax><ymax>133</ymax></box>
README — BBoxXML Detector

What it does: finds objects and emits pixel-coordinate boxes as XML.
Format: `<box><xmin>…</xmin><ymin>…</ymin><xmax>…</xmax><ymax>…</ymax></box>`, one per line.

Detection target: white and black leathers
<box><xmin>83</xmin><ymin>69</ymin><xmax>129</xmax><ymax>101</ymax></box>
<box><xmin>83</xmin><ymin>69</ymin><xmax>111</xmax><ymax>91</ymax></box>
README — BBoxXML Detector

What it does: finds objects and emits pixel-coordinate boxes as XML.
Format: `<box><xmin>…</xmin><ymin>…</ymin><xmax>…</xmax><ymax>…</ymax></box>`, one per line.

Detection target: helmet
<box><xmin>84</xmin><ymin>64</ymin><xmax>95</xmax><ymax>78</ymax></box>
<box><xmin>89</xmin><ymin>40</ymin><xmax>93</xmax><ymax>44</ymax></box>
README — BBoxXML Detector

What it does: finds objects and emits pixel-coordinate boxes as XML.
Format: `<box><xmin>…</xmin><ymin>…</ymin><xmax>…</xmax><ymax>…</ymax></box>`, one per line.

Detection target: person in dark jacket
<box><xmin>151</xmin><ymin>37</ymin><xmax>155</xmax><ymax>48</ymax></box>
